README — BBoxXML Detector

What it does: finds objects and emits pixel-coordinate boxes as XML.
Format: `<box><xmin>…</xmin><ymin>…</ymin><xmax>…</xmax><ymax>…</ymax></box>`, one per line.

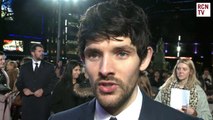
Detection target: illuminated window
<box><xmin>1</xmin><ymin>0</ymin><xmax>14</xmax><ymax>20</ymax></box>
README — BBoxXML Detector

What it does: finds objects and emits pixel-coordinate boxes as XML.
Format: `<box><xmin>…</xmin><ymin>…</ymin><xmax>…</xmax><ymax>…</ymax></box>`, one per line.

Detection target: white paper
<box><xmin>170</xmin><ymin>88</ymin><xmax>190</xmax><ymax>110</ymax></box>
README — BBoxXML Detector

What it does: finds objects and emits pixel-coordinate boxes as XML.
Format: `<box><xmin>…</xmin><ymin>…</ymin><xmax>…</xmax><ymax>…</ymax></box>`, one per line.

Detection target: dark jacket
<box><xmin>49</xmin><ymin>90</ymin><xmax>202</xmax><ymax>120</ymax></box>
<box><xmin>51</xmin><ymin>80</ymin><xmax>94</xmax><ymax>113</ymax></box>
<box><xmin>16</xmin><ymin>60</ymin><xmax>58</xmax><ymax>120</ymax></box>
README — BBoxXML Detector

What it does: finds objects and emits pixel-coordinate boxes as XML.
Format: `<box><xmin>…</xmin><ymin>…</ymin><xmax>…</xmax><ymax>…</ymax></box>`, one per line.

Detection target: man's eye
<box><xmin>117</xmin><ymin>51</ymin><xmax>129</xmax><ymax>59</ymax></box>
<box><xmin>85</xmin><ymin>53</ymin><xmax>100</xmax><ymax>61</ymax></box>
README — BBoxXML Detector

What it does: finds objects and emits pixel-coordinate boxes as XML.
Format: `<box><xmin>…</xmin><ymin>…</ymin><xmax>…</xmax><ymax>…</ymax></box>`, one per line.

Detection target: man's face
<box><xmin>31</xmin><ymin>47</ymin><xmax>44</xmax><ymax>61</ymax></box>
<box><xmin>0</xmin><ymin>55</ymin><xmax>6</xmax><ymax>69</ymax></box>
<box><xmin>84</xmin><ymin>36</ymin><xmax>142</xmax><ymax>113</ymax></box>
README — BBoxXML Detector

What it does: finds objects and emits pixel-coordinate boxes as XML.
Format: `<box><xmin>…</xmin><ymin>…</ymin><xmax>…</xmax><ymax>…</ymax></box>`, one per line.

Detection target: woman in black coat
<box><xmin>51</xmin><ymin>60</ymin><xmax>93</xmax><ymax>113</ymax></box>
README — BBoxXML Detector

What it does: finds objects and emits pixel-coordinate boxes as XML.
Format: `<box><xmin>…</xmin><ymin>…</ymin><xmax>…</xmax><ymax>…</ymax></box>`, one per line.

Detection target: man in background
<box><xmin>16</xmin><ymin>44</ymin><xmax>57</xmax><ymax>120</ymax></box>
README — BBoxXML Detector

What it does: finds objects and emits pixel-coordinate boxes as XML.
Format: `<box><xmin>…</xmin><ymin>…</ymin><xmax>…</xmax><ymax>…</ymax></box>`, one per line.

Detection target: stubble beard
<box><xmin>34</xmin><ymin>55</ymin><xmax>43</xmax><ymax>61</ymax></box>
<box><xmin>93</xmin><ymin>78</ymin><xmax>136</xmax><ymax>114</ymax></box>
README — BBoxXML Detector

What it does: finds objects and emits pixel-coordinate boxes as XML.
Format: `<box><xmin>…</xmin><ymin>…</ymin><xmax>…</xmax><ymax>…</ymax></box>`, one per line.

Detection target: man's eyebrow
<box><xmin>113</xmin><ymin>45</ymin><xmax>136</xmax><ymax>52</ymax></box>
<box><xmin>84</xmin><ymin>48</ymin><xmax>102</xmax><ymax>54</ymax></box>
<box><xmin>112</xmin><ymin>37</ymin><xmax>124</xmax><ymax>41</ymax></box>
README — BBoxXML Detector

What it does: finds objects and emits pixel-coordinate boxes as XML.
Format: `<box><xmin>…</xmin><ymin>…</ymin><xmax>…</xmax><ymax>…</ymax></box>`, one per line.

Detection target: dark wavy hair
<box><xmin>61</xmin><ymin>60</ymin><xmax>82</xmax><ymax>89</ymax></box>
<box><xmin>78</xmin><ymin>0</ymin><xmax>151</xmax><ymax>61</ymax></box>
<box><xmin>30</xmin><ymin>44</ymin><xmax>43</xmax><ymax>52</ymax></box>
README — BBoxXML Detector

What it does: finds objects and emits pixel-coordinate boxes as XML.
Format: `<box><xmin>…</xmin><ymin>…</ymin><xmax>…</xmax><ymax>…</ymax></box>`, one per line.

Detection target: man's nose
<box><xmin>99</xmin><ymin>55</ymin><xmax>114</xmax><ymax>77</ymax></box>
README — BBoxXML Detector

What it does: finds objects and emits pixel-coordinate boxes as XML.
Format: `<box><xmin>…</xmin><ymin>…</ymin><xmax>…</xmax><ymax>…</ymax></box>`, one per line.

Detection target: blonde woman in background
<box><xmin>155</xmin><ymin>59</ymin><xmax>212</xmax><ymax>120</ymax></box>
<box><xmin>0</xmin><ymin>51</ymin><xmax>11</xmax><ymax>120</ymax></box>
<box><xmin>6</xmin><ymin>60</ymin><xmax>19</xmax><ymax>91</ymax></box>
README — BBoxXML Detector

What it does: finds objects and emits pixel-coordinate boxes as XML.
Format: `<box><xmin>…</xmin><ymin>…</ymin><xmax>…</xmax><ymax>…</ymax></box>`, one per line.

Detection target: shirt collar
<box><xmin>32</xmin><ymin>59</ymin><xmax>41</xmax><ymax>66</ymax></box>
<box><xmin>94</xmin><ymin>86</ymin><xmax>143</xmax><ymax>120</ymax></box>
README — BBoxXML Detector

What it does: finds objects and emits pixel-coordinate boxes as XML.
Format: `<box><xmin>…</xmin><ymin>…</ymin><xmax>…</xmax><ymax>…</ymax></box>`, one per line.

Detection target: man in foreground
<box><xmin>49</xmin><ymin>0</ymin><xmax>202</xmax><ymax>119</ymax></box>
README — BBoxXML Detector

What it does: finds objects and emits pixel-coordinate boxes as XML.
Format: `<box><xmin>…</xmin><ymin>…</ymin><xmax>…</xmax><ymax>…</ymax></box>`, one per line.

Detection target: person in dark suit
<box><xmin>16</xmin><ymin>44</ymin><xmax>58</xmax><ymax>120</ymax></box>
<box><xmin>49</xmin><ymin>0</ymin><xmax>202</xmax><ymax>120</ymax></box>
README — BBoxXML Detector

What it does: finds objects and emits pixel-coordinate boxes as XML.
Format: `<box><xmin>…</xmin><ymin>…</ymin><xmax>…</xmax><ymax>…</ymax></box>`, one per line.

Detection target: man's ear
<box><xmin>139</xmin><ymin>47</ymin><xmax>153</xmax><ymax>71</ymax></box>
<box><xmin>31</xmin><ymin>51</ymin><xmax>34</xmax><ymax>56</ymax></box>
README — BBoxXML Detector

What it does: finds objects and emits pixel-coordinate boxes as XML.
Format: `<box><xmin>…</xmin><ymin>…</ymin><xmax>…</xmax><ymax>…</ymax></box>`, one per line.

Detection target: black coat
<box><xmin>16</xmin><ymin>60</ymin><xmax>58</xmax><ymax>120</ymax></box>
<box><xmin>51</xmin><ymin>81</ymin><xmax>94</xmax><ymax>113</ymax></box>
<box><xmin>51</xmin><ymin>81</ymin><xmax>80</xmax><ymax>113</ymax></box>
<box><xmin>49</xmin><ymin>90</ymin><xmax>202</xmax><ymax>120</ymax></box>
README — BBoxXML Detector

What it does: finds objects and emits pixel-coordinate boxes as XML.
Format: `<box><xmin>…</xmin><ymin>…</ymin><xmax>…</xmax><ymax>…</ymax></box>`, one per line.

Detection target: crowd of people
<box><xmin>0</xmin><ymin>44</ymin><xmax>94</xmax><ymax>120</ymax></box>
<box><xmin>1</xmin><ymin>52</ymin><xmax>212</xmax><ymax>120</ymax></box>
<box><xmin>0</xmin><ymin>0</ymin><xmax>213</xmax><ymax>120</ymax></box>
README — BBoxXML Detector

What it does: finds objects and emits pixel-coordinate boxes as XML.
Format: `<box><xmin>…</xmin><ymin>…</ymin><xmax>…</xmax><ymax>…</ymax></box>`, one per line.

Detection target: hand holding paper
<box><xmin>170</xmin><ymin>88</ymin><xmax>190</xmax><ymax>110</ymax></box>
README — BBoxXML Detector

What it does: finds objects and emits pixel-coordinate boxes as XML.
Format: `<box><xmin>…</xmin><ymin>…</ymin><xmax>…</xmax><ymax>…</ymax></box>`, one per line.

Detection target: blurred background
<box><xmin>0</xmin><ymin>0</ymin><xmax>212</xmax><ymax>72</ymax></box>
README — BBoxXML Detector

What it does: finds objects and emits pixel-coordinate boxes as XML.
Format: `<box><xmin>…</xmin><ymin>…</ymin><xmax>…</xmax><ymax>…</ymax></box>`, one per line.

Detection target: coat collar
<box><xmin>79</xmin><ymin>99</ymin><xmax>96</xmax><ymax>120</ymax></box>
<box><xmin>139</xmin><ymin>90</ymin><xmax>153</xmax><ymax>120</ymax></box>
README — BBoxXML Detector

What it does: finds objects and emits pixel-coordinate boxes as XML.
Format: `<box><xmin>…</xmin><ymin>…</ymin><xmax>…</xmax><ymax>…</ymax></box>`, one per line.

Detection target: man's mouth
<box><xmin>98</xmin><ymin>81</ymin><xmax>118</xmax><ymax>93</ymax></box>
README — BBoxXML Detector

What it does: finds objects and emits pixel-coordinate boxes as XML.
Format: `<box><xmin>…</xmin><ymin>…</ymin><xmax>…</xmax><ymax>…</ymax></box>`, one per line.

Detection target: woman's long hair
<box><xmin>138</xmin><ymin>71</ymin><xmax>153</xmax><ymax>98</ymax></box>
<box><xmin>161</xmin><ymin>59</ymin><xmax>200</xmax><ymax>89</ymax></box>
<box><xmin>61</xmin><ymin>60</ymin><xmax>81</xmax><ymax>89</ymax></box>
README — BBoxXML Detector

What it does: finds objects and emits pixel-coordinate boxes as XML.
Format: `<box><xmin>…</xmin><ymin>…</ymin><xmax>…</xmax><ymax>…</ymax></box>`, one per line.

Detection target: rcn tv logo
<box><xmin>196</xmin><ymin>3</ymin><xmax>211</xmax><ymax>17</ymax></box>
